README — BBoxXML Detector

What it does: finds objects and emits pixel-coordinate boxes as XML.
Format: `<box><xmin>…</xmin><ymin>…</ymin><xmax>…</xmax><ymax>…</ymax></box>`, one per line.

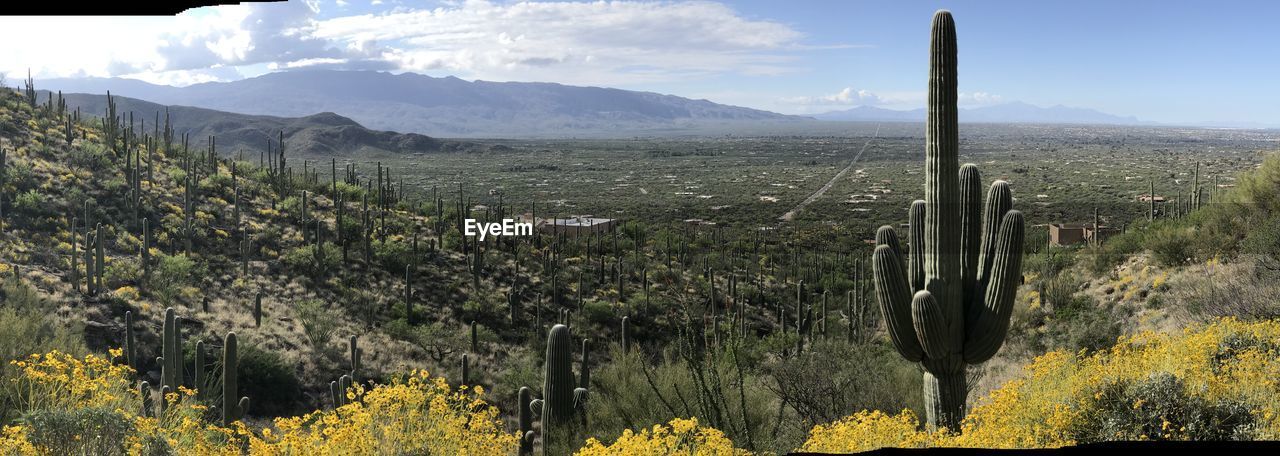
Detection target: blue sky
<box><xmin>1</xmin><ymin>0</ymin><xmax>1277</xmax><ymax>125</ymax></box>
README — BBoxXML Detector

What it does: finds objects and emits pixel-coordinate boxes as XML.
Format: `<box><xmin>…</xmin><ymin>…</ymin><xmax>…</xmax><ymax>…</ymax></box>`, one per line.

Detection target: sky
<box><xmin>1</xmin><ymin>0</ymin><xmax>1277</xmax><ymax>125</ymax></box>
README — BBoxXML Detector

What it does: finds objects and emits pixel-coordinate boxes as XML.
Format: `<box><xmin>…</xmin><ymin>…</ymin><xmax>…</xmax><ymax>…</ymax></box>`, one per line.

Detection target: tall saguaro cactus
<box><xmin>871</xmin><ymin>10</ymin><xmax>1025</xmax><ymax>431</ymax></box>
<box><xmin>222</xmin><ymin>332</ymin><xmax>250</xmax><ymax>426</ymax></box>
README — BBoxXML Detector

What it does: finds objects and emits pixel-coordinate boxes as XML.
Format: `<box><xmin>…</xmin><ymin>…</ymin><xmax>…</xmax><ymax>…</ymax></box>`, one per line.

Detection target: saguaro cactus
<box><xmin>540</xmin><ymin>324</ymin><xmax>578</xmax><ymax>455</ymax></box>
<box><xmin>871</xmin><ymin>10</ymin><xmax>1025</xmax><ymax>431</ymax></box>
<box><xmin>161</xmin><ymin>308</ymin><xmax>181</xmax><ymax>390</ymax></box>
<box><xmin>124</xmin><ymin>311</ymin><xmax>137</xmax><ymax>370</ymax></box>
<box><xmin>518</xmin><ymin>386</ymin><xmax>535</xmax><ymax>456</ymax></box>
<box><xmin>222</xmin><ymin>332</ymin><xmax>250</xmax><ymax>425</ymax></box>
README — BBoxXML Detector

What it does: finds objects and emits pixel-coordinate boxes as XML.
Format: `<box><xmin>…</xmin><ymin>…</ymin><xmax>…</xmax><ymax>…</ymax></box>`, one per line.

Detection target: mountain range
<box><xmin>37</xmin><ymin>70</ymin><xmax>1197</xmax><ymax>139</ymax></box>
<box><xmin>46</xmin><ymin>91</ymin><xmax>485</xmax><ymax>156</ymax></box>
<box><xmin>812</xmin><ymin>102</ymin><xmax>1147</xmax><ymax>125</ymax></box>
<box><xmin>42</xmin><ymin>71</ymin><xmax>806</xmax><ymax>138</ymax></box>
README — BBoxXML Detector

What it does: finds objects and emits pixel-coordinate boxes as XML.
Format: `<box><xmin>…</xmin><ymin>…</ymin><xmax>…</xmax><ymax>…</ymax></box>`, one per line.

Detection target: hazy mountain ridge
<box><xmin>43</xmin><ymin>71</ymin><xmax>809</xmax><ymax>138</ymax></box>
<box><xmin>48</xmin><ymin>91</ymin><xmax>485</xmax><ymax>156</ymax></box>
<box><xmin>814</xmin><ymin>101</ymin><xmax>1148</xmax><ymax>125</ymax></box>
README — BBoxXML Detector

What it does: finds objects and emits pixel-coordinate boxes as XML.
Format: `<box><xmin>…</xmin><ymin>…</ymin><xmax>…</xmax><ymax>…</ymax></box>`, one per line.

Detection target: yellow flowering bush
<box><xmin>2</xmin><ymin>352</ymin><xmax>517</xmax><ymax>455</ymax></box>
<box><xmin>575</xmin><ymin>418</ymin><xmax>750</xmax><ymax>456</ymax></box>
<box><xmin>7</xmin><ymin>349</ymin><xmax>135</xmax><ymax>413</ymax></box>
<box><xmin>249</xmin><ymin>371</ymin><xmax>518</xmax><ymax>455</ymax></box>
<box><xmin>800</xmin><ymin>318</ymin><xmax>1280</xmax><ymax>451</ymax></box>
<box><xmin>0</xmin><ymin>426</ymin><xmax>35</xmax><ymax>454</ymax></box>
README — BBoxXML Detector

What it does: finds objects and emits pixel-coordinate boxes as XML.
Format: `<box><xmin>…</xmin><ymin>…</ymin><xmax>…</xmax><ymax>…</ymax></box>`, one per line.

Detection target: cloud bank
<box><xmin>0</xmin><ymin>0</ymin><xmax>822</xmax><ymax>87</ymax></box>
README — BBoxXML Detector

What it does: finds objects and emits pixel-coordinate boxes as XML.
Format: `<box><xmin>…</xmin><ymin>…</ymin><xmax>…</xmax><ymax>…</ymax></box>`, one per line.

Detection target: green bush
<box><xmin>104</xmin><ymin>257</ymin><xmax>141</xmax><ymax>289</ymax></box>
<box><xmin>281</xmin><ymin>242</ymin><xmax>340</xmax><ymax>278</ymax></box>
<box><xmin>148</xmin><ymin>253</ymin><xmax>202</xmax><ymax>305</ymax></box>
<box><xmin>22</xmin><ymin>406</ymin><xmax>132</xmax><ymax>455</ymax></box>
<box><xmin>216</xmin><ymin>342</ymin><xmax>302</xmax><ymax>417</ymax></box>
<box><xmin>296</xmin><ymin>299</ymin><xmax>339</xmax><ymax>355</ymax></box>
<box><xmin>12</xmin><ymin>189</ymin><xmax>45</xmax><ymax>217</ymax></box>
<box><xmin>1147</xmin><ymin>225</ymin><xmax>1197</xmax><ymax>267</ymax></box>
<box><xmin>1074</xmin><ymin>372</ymin><xmax>1254</xmax><ymax>441</ymax></box>
<box><xmin>0</xmin><ymin>276</ymin><xmax>87</xmax><ymax>422</ymax></box>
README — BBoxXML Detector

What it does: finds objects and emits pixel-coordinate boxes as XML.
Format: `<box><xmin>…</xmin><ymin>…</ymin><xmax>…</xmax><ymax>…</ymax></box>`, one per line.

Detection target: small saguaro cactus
<box><xmin>349</xmin><ymin>335</ymin><xmax>360</xmax><ymax>380</ymax></box>
<box><xmin>539</xmin><ymin>324</ymin><xmax>582</xmax><ymax>456</ymax></box>
<box><xmin>253</xmin><ymin>292</ymin><xmax>263</xmax><ymax>327</ymax></box>
<box><xmin>139</xmin><ymin>381</ymin><xmax>153</xmax><ymax>417</ymax></box>
<box><xmin>518</xmin><ymin>386</ymin><xmax>535</xmax><ymax>456</ymax></box>
<box><xmin>124</xmin><ymin>311</ymin><xmax>137</xmax><ymax>370</ymax></box>
<box><xmin>162</xmin><ymin>308</ymin><xmax>180</xmax><ymax>390</ymax></box>
<box><xmin>194</xmin><ymin>340</ymin><xmax>206</xmax><ymax>401</ymax></box>
<box><xmin>871</xmin><ymin>10</ymin><xmax>1025</xmax><ymax>432</ymax></box>
<box><xmin>620</xmin><ymin>316</ymin><xmax>630</xmax><ymax>353</ymax></box>
<box><xmin>221</xmin><ymin>332</ymin><xmax>250</xmax><ymax>425</ymax></box>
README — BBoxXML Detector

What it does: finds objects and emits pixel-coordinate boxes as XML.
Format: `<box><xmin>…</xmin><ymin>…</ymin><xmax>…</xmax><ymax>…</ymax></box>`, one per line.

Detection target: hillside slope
<box><xmin>47</xmin><ymin>91</ymin><xmax>485</xmax><ymax>157</ymax></box>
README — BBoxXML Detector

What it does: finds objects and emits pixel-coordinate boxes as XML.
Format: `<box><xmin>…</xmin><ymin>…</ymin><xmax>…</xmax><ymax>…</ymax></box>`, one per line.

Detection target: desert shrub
<box><xmin>576</xmin><ymin>417</ymin><xmax>749</xmax><ymax>456</ymax></box>
<box><xmin>587</xmin><ymin>343</ymin><xmax>790</xmax><ymax>454</ymax></box>
<box><xmin>373</xmin><ymin>238</ymin><xmax>412</xmax><ymax>273</ymax></box>
<box><xmin>22</xmin><ymin>406</ymin><xmax>132</xmax><ymax>456</ymax></box>
<box><xmin>1147</xmin><ymin>224</ymin><xmax>1197</xmax><ymax>267</ymax></box>
<box><xmin>798</xmin><ymin>318</ymin><xmax>1280</xmax><ymax>451</ymax></box>
<box><xmin>66</xmin><ymin>142</ymin><xmax>111</xmax><ymax>170</ymax></box>
<box><xmin>1074</xmin><ymin>372</ymin><xmax>1254</xmax><ymax>441</ymax></box>
<box><xmin>0</xmin><ymin>276</ymin><xmax>88</xmax><ymax>422</ymax></box>
<box><xmin>1084</xmin><ymin>228</ymin><xmax>1146</xmax><ymax>274</ymax></box>
<box><xmin>1168</xmin><ymin>256</ymin><xmax>1280</xmax><ymax>320</ymax></box>
<box><xmin>281</xmin><ymin>242</ymin><xmax>340</xmax><ymax>277</ymax></box>
<box><xmin>387</xmin><ymin>320</ymin><xmax>468</xmax><ymax>362</ymax></box>
<box><xmin>1041</xmin><ymin>274</ymin><xmax>1080</xmax><ymax>312</ymax></box>
<box><xmin>229</xmin><ymin>343</ymin><xmax>303</xmax><ymax>417</ymax></box>
<box><xmin>0</xmin><ymin>348</ymin><xmax>514</xmax><ymax>454</ymax></box>
<box><xmin>11</xmin><ymin>189</ymin><xmax>45</xmax><ymax>217</ymax></box>
<box><xmin>148</xmin><ymin>253</ymin><xmax>203</xmax><ymax>305</ymax></box>
<box><xmin>249</xmin><ymin>371</ymin><xmax>517</xmax><ymax>454</ymax></box>
<box><xmin>760</xmin><ymin>340</ymin><xmax>921</xmax><ymax>426</ymax></box>
<box><xmin>103</xmin><ymin>256</ymin><xmax>141</xmax><ymax>288</ymax></box>
<box><xmin>296</xmin><ymin>298</ymin><xmax>339</xmax><ymax>355</ymax></box>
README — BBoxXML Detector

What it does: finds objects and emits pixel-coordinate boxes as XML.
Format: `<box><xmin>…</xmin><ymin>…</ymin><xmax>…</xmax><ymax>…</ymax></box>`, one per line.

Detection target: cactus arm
<box><xmin>964</xmin><ymin>210</ymin><xmax>1025</xmax><ymax>363</ymax></box>
<box><xmin>908</xmin><ymin>200</ymin><xmax>926</xmax><ymax>294</ymax></box>
<box><xmin>959</xmin><ymin>164</ymin><xmax>982</xmax><ymax>303</ymax></box>
<box><xmin>875</xmin><ymin>225</ymin><xmax>907</xmax><ymax>282</ymax></box>
<box><xmin>910</xmin><ymin>290</ymin><xmax>950</xmax><ymax>360</ymax></box>
<box><xmin>872</xmin><ymin>244</ymin><xmax>923</xmax><ymax>361</ymax></box>
<box><xmin>974</xmin><ymin>180</ymin><xmax>1013</xmax><ymax>301</ymax></box>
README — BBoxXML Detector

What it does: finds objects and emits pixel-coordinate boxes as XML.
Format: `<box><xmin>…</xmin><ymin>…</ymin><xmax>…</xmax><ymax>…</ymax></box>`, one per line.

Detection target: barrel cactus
<box><xmin>871</xmin><ymin>10</ymin><xmax>1025</xmax><ymax>431</ymax></box>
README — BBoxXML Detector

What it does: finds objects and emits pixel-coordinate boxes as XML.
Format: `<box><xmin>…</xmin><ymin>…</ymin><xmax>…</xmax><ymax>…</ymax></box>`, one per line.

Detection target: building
<box><xmin>537</xmin><ymin>215</ymin><xmax>619</xmax><ymax>237</ymax></box>
<box><xmin>1049</xmin><ymin>223</ymin><xmax>1087</xmax><ymax>246</ymax></box>
<box><xmin>1049</xmin><ymin>223</ymin><xmax>1115</xmax><ymax>246</ymax></box>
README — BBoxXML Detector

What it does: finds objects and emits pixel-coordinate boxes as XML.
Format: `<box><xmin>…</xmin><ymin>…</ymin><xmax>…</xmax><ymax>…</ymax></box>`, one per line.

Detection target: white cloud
<box><xmin>781</xmin><ymin>88</ymin><xmax>1006</xmax><ymax>112</ymax></box>
<box><xmin>311</xmin><ymin>0</ymin><xmax>809</xmax><ymax>85</ymax></box>
<box><xmin>0</xmin><ymin>0</ymin><xmax>831</xmax><ymax>88</ymax></box>
<box><xmin>783</xmin><ymin>87</ymin><xmax>884</xmax><ymax>106</ymax></box>
<box><xmin>959</xmin><ymin>91</ymin><xmax>1004</xmax><ymax>106</ymax></box>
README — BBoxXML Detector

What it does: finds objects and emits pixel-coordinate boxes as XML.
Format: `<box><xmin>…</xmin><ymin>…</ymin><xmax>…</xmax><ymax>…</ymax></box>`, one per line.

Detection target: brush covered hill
<box><xmin>47</xmin><ymin>91</ymin><xmax>485</xmax><ymax>157</ymax></box>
